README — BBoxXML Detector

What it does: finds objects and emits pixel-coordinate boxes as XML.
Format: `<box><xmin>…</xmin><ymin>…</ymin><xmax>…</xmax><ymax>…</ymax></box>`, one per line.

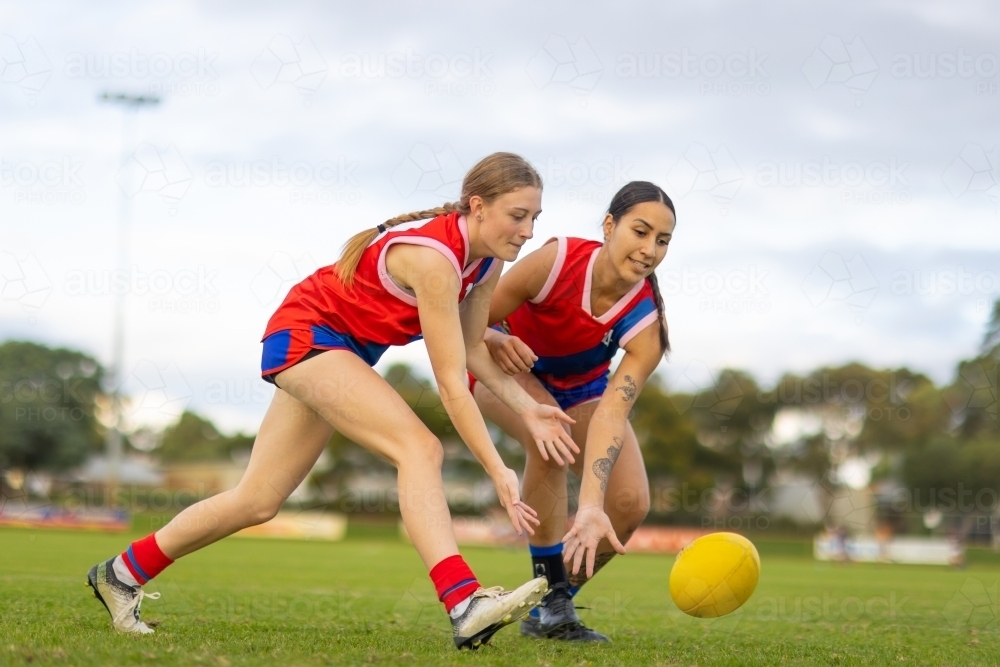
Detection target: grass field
<box><xmin>3</xmin><ymin>523</ymin><xmax>1000</xmax><ymax>666</ymax></box>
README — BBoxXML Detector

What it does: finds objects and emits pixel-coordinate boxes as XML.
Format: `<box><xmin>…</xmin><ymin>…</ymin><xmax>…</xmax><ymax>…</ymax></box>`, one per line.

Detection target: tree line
<box><xmin>1</xmin><ymin>299</ymin><xmax>996</xmax><ymax>528</ymax></box>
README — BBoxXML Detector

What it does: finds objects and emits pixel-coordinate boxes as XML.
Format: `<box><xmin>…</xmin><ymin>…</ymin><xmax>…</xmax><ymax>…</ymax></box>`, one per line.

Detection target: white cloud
<box><xmin>1</xmin><ymin>0</ymin><xmax>998</xmax><ymax>434</ymax></box>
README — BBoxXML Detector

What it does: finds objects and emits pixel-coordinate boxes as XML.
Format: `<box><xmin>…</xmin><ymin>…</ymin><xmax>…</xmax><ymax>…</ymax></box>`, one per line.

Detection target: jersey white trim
<box><xmin>458</xmin><ymin>214</ymin><xmax>470</xmax><ymax>266</ymax></box>
<box><xmin>618</xmin><ymin>311</ymin><xmax>659</xmax><ymax>348</ymax></box>
<box><xmin>377</xmin><ymin>237</ymin><xmax>462</xmax><ymax>307</ymax></box>
<box><xmin>462</xmin><ymin>257</ymin><xmax>483</xmax><ymax>278</ymax></box>
<box><xmin>581</xmin><ymin>247</ymin><xmax>647</xmax><ymax>325</ymax></box>
<box><xmin>529</xmin><ymin>237</ymin><xmax>566</xmax><ymax>304</ymax></box>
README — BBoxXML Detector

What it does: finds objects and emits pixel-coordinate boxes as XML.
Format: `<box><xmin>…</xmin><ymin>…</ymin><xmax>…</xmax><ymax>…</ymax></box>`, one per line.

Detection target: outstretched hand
<box><xmin>521</xmin><ymin>403</ymin><xmax>580</xmax><ymax>466</ymax></box>
<box><xmin>562</xmin><ymin>506</ymin><xmax>627</xmax><ymax>579</ymax></box>
<box><xmin>491</xmin><ymin>467</ymin><xmax>539</xmax><ymax>536</ymax></box>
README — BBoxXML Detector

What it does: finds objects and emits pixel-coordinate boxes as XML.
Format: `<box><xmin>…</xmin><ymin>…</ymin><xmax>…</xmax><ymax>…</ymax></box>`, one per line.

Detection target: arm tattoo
<box><xmin>592</xmin><ymin>436</ymin><xmax>624</xmax><ymax>493</ymax></box>
<box><xmin>615</xmin><ymin>375</ymin><xmax>636</xmax><ymax>402</ymax></box>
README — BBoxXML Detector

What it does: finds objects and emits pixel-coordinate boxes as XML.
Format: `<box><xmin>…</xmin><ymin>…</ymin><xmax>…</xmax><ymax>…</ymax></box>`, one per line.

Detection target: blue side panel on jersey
<box><xmin>261</xmin><ymin>330</ymin><xmax>292</xmax><ymax>371</ymax></box>
<box><xmin>531</xmin><ymin>298</ymin><xmax>656</xmax><ymax>377</ymax></box>
<box><xmin>610</xmin><ymin>297</ymin><xmax>657</xmax><ymax>344</ymax></box>
<box><xmin>475</xmin><ymin>258</ymin><xmax>494</xmax><ymax>283</ymax></box>
<box><xmin>532</xmin><ymin>341</ymin><xmax>616</xmax><ymax>377</ymax></box>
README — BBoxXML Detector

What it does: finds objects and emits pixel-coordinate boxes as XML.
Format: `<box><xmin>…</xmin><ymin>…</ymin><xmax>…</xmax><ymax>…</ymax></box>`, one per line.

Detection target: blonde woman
<box><xmin>87</xmin><ymin>153</ymin><xmax>580</xmax><ymax>650</ymax></box>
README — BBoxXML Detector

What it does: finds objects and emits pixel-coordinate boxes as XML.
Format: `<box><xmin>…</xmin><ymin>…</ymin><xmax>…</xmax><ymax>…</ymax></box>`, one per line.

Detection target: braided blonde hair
<box><xmin>336</xmin><ymin>152</ymin><xmax>542</xmax><ymax>285</ymax></box>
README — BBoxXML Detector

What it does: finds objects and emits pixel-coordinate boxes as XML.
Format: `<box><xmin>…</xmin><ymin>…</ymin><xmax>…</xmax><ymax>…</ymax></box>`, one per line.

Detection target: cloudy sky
<box><xmin>1</xmin><ymin>0</ymin><xmax>998</xmax><ymax>435</ymax></box>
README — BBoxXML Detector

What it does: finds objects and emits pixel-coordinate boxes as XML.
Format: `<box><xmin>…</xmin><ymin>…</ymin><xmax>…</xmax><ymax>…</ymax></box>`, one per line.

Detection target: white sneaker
<box><xmin>450</xmin><ymin>576</ymin><xmax>549</xmax><ymax>649</ymax></box>
<box><xmin>86</xmin><ymin>558</ymin><xmax>161</xmax><ymax>634</ymax></box>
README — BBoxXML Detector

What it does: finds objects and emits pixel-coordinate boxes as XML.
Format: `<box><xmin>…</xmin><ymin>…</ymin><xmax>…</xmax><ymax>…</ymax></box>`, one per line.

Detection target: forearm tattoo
<box><xmin>568</xmin><ymin>550</ymin><xmax>617</xmax><ymax>587</ymax></box>
<box><xmin>592</xmin><ymin>437</ymin><xmax>624</xmax><ymax>493</ymax></box>
<box><xmin>615</xmin><ymin>375</ymin><xmax>636</xmax><ymax>402</ymax></box>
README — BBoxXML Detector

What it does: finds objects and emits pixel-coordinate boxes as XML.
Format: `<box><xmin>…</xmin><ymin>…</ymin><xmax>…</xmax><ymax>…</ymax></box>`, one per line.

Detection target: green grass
<box><xmin>3</xmin><ymin>525</ymin><xmax>1000</xmax><ymax>666</ymax></box>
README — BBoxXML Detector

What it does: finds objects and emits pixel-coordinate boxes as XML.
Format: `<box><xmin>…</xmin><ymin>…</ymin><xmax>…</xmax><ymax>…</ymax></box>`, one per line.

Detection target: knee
<box><xmin>246</xmin><ymin>498</ymin><xmax>282</xmax><ymax>527</ymax></box>
<box><xmin>610</xmin><ymin>487</ymin><xmax>650</xmax><ymax>532</ymax></box>
<box><xmin>405</xmin><ymin>435</ymin><xmax>444</xmax><ymax>470</ymax></box>
<box><xmin>232</xmin><ymin>487</ymin><xmax>283</xmax><ymax>527</ymax></box>
<box><xmin>632</xmin><ymin>490</ymin><xmax>651</xmax><ymax>525</ymax></box>
<box><xmin>624</xmin><ymin>491</ymin><xmax>651</xmax><ymax>537</ymax></box>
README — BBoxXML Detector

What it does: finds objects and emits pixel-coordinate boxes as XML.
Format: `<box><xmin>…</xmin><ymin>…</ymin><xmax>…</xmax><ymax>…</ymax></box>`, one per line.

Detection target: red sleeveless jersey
<box><xmin>504</xmin><ymin>237</ymin><xmax>658</xmax><ymax>390</ymax></box>
<box><xmin>263</xmin><ymin>212</ymin><xmax>499</xmax><ymax>348</ymax></box>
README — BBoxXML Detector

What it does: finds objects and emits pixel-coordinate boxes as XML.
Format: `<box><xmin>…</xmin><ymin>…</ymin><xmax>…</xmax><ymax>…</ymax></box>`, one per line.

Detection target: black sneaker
<box><xmin>531</xmin><ymin>582</ymin><xmax>610</xmax><ymax>643</ymax></box>
<box><xmin>520</xmin><ymin>614</ymin><xmax>545</xmax><ymax>638</ymax></box>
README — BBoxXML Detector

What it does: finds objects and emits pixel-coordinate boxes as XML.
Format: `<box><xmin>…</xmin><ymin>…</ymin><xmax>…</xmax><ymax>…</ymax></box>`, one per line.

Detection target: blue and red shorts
<box><xmin>468</xmin><ymin>370</ymin><xmax>608</xmax><ymax>411</ymax></box>
<box><xmin>261</xmin><ymin>324</ymin><xmax>389</xmax><ymax>387</ymax></box>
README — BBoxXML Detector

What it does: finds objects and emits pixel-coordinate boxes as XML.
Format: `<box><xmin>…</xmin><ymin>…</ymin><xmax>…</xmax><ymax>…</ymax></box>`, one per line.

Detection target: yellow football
<box><xmin>669</xmin><ymin>532</ymin><xmax>760</xmax><ymax>618</ymax></box>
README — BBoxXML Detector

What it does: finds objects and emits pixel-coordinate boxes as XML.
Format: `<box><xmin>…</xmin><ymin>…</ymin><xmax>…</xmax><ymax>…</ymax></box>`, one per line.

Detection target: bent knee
<box><xmin>398</xmin><ymin>435</ymin><xmax>444</xmax><ymax>469</ymax></box>
<box><xmin>623</xmin><ymin>492</ymin><xmax>651</xmax><ymax>536</ymax></box>
<box><xmin>633</xmin><ymin>486</ymin><xmax>651</xmax><ymax>515</ymax></box>
<box><xmin>249</xmin><ymin>503</ymin><xmax>281</xmax><ymax>526</ymax></box>
<box><xmin>231</xmin><ymin>488</ymin><xmax>284</xmax><ymax>527</ymax></box>
<box><xmin>632</xmin><ymin>492</ymin><xmax>651</xmax><ymax>524</ymax></box>
<box><xmin>609</xmin><ymin>488</ymin><xmax>650</xmax><ymax>527</ymax></box>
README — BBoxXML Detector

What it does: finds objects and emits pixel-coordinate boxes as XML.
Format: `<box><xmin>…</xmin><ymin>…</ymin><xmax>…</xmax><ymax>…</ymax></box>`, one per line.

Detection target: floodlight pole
<box><xmin>99</xmin><ymin>92</ymin><xmax>160</xmax><ymax>503</ymax></box>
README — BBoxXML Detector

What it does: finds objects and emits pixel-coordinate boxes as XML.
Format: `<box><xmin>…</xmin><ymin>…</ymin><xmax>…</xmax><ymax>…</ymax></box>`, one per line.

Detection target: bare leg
<box><xmin>156</xmin><ymin>385</ymin><xmax>333</xmax><ymax>557</ymax></box>
<box><xmin>564</xmin><ymin>403</ymin><xmax>649</xmax><ymax>590</ymax></box>
<box><xmin>476</xmin><ymin>384</ymin><xmax>650</xmax><ymax>589</ymax></box>
<box><xmin>271</xmin><ymin>350</ymin><xmax>459</xmax><ymax>568</ymax></box>
<box><xmin>474</xmin><ymin>373</ymin><xmax>568</xmax><ymax>547</ymax></box>
<box><xmin>158</xmin><ymin>350</ymin><xmax>459</xmax><ymax>569</ymax></box>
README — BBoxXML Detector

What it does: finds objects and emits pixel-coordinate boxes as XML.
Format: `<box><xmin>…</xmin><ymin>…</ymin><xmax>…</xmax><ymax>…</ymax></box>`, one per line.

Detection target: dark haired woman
<box><xmin>471</xmin><ymin>181</ymin><xmax>674</xmax><ymax>642</ymax></box>
<box><xmin>86</xmin><ymin>153</ymin><xmax>582</xmax><ymax>650</ymax></box>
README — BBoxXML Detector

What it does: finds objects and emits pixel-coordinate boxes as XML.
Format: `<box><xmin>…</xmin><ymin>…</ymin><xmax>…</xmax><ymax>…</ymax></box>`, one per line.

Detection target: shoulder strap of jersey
<box><xmin>528</xmin><ymin>236</ymin><xmax>568</xmax><ymax>304</ymax></box>
<box><xmin>613</xmin><ymin>279</ymin><xmax>660</xmax><ymax>348</ymax></box>
<box><xmin>373</xmin><ymin>213</ymin><xmax>466</xmax><ymax>306</ymax></box>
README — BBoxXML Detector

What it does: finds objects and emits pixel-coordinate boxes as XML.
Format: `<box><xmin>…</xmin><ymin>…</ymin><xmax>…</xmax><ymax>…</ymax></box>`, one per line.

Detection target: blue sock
<box><xmin>528</xmin><ymin>543</ymin><xmax>566</xmax><ymax>618</ymax></box>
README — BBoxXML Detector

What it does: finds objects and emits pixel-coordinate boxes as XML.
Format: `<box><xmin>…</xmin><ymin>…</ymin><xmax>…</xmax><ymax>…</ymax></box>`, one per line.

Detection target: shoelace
<box><xmin>470</xmin><ymin>586</ymin><xmax>506</xmax><ymax>600</ymax></box>
<box><xmin>112</xmin><ymin>588</ymin><xmax>161</xmax><ymax>625</ymax></box>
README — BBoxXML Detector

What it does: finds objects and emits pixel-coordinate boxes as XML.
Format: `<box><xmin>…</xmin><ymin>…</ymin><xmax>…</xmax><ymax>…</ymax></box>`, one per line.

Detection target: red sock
<box><xmin>430</xmin><ymin>555</ymin><xmax>480</xmax><ymax>612</ymax></box>
<box><xmin>121</xmin><ymin>533</ymin><xmax>174</xmax><ymax>584</ymax></box>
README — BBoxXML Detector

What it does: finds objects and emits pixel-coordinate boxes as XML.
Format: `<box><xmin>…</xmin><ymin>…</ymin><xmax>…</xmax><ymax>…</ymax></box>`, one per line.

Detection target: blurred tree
<box><xmin>680</xmin><ymin>369</ymin><xmax>776</xmax><ymax>487</ymax></box>
<box><xmin>944</xmin><ymin>298</ymin><xmax>999</xmax><ymax>439</ymax></box>
<box><xmin>155</xmin><ymin>410</ymin><xmax>254</xmax><ymax>462</ymax></box>
<box><xmin>902</xmin><ymin>302</ymin><xmax>1000</xmax><ymax>506</ymax></box>
<box><xmin>982</xmin><ymin>298</ymin><xmax>1000</xmax><ymax>355</ymax></box>
<box><xmin>0</xmin><ymin>340</ymin><xmax>105</xmax><ymax>471</ymax></box>
<box><xmin>634</xmin><ymin>375</ymin><xmax>738</xmax><ymax>484</ymax></box>
<box><xmin>902</xmin><ymin>432</ymin><xmax>1000</xmax><ymax>510</ymax></box>
<box><xmin>765</xmin><ymin>363</ymin><xmax>942</xmax><ymax>485</ymax></box>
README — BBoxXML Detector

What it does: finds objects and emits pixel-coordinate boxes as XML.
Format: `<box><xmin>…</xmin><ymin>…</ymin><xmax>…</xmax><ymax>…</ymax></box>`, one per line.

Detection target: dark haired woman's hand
<box><xmin>485</xmin><ymin>332</ymin><xmax>537</xmax><ymax>375</ymax></box>
<box><xmin>522</xmin><ymin>404</ymin><xmax>579</xmax><ymax>466</ymax></box>
<box><xmin>562</xmin><ymin>505</ymin><xmax>627</xmax><ymax>579</ymax></box>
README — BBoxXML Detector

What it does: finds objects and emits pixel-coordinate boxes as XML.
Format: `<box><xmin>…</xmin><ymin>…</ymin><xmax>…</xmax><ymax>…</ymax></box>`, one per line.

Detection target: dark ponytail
<box><xmin>646</xmin><ymin>271</ymin><xmax>671</xmax><ymax>354</ymax></box>
<box><xmin>606</xmin><ymin>181</ymin><xmax>674</xmax><ymax>355</ymax></box>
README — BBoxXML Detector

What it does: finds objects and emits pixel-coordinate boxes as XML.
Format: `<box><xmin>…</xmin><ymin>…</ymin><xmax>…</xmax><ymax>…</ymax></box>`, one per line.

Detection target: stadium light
<box><xmin>99</xmin><ymin>92</ymin><xmax>161</xmax><ymax>499</ymax></box>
